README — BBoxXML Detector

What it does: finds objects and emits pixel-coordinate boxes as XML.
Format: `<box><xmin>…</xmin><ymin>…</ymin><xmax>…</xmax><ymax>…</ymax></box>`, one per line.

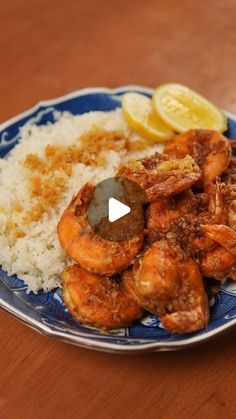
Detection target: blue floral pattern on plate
<box><xmin>1</xmin><ymin>86</ymin><xmax>236</xmax><ymax>353</ymax></box>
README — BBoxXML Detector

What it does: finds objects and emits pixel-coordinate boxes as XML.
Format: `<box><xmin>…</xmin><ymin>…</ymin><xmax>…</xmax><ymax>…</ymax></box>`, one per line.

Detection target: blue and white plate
<box><xmin>1</xmin><ymin>86</ymin><xmax>236</xmax><ymax>353</ymax></box>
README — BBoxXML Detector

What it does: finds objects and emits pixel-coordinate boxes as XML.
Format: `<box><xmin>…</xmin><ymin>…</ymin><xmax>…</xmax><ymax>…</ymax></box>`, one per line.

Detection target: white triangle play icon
<box><xmin>108</xmin><ymin>197</ymin><xmax>131</xmax><ymax>223</ymax></box>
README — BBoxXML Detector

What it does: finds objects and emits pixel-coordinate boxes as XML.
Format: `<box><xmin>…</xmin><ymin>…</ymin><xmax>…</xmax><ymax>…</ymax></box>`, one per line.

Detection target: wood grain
<box><xmin>1</xmin><ymin>1</ymin><xmax>236</xmax><ymax>418</ymax></box>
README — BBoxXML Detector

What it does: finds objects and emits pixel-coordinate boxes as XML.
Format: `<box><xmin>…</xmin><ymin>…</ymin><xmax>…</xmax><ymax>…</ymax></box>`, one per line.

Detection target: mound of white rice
<box><xmin>0</xmin><ymin>109</ymin><xmax>162</xmax><ymax>293</ymax></box>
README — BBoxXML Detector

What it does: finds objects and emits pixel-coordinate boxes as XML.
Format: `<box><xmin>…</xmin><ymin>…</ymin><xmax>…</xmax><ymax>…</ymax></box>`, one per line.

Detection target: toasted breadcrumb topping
<box><xmin>21</xmin><ymin>130</ymin><xmax>149</xmax><ymax>224</ymax></box>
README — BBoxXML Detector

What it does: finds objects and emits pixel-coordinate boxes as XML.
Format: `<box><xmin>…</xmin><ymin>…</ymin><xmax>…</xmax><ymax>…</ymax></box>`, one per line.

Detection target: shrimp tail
<box><xmin>146</xmin><ymin>171</ymin><xmax>201</xmax><ymax>201</ymax></box>
<box><xmin>162</xmin><ymin>304</ymin><xmax>209</xmax><ymax>334</ymax></box>
<box><xmin>201</xmin><ymin>224</ymin><xmax>236</xmax><ymax>256</ymax></box>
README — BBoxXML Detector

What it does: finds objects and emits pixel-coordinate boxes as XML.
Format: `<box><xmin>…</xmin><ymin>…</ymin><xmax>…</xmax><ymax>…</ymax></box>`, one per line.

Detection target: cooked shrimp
<box><xmin>147</xmin><ymin>181</ymin><xmax>225</xmax><ymax>255</ymax></box>
<box><xmin>221</xmin><ymin>160</ymin><xmax>236</xmax><ymax>229</ymax></box>
<box><xmin>201</xmin><ymin>224</ymin><xmax>236</xmax><ymax>256</ymax></box>
<box><xmin>146</xmin><ymin>190</ymin><xmax>198</xmax><ymax>253</ymax></box>
<box><xmin>165</xmin><ymin>129</ymin><xmax>231</xmax><ymax>187</ymax></box>
<box><xmin>63</xmin><ymin>264</ymin><xmax>143</xmax><ymax>330</ymax></box>
<box><xmin>201</xmin><ymin>183</ymin><xmax>236</xmax><ymax>287</ymax></box>
<box><xmin>124</xmin><ymin>241</ymin><xmax>209</xmax><ymax>333</ymax></box>
<box><xmin>122</xmin><ymin>267</ymin><xmax>145</xmax><ymax>305</ymax></box>
<box><xmin>200</xmin><ymin>245</ymin><xmax>236</xmax><ymax>281</ymax></box>
<box><xmin>117</xmin><ymin>152</ymin><xmax>201</xmax><ymax>202</ymax></box>
<box><xmin>57</xmin><ymin>183</ymin><xmax>144</xmax><ymax>275</ymax></box>
<box><xmin>193</xmin><ymin>180</ymin><xmax>226</xmax><ymax>251</ymax></box>
<box><xmin>198</xmin><ymin>181</ymin><xmax>225</xmax><ymax>223</ymax></box>
<box><xmin>225</xmin><ymin>190</ymin><xmax>236</xmax><ymax>230</ymax></box>
<box><xmin>221</xmin><ymin>157</ymin><xmax>236</xmax><ymax>185</ymax></box>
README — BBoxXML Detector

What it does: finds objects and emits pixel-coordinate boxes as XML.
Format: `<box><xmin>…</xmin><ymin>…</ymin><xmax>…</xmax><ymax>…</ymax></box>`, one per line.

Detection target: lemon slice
<box><xmin>153</xmin><ymin>83</ymin><xmax>227</xmax><ymax>133</ymax></box>
<box><xmin>122</xmin><ymin>92</ymin><xmax>174</xmax><ymax>142</ymax></box>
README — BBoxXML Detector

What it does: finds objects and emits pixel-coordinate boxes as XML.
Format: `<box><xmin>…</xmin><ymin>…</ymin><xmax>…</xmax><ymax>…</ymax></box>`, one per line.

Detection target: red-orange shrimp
<box><xmin>117</xmin><ymin>152</ymin><xmax>201</xmax><ymax>202</ymax></box>
<box><xmin>146</xmin><ymin>181</ymin><xmax>225</xmax><ymax>255</ymax></box>
<box><xmin>200</xmin><ymin>245</ymin><xmax>236</xmax><ymax>282</ymax></box>
<box><xmin>63</xmin><ymin>265</ymin><xmax>143</xmax><ymax>330</ymax></box>
<box><xmin>57</xmin><ymin>183</ymin><xmax>144</xmax><ymax>275</ymax></box>
<box><xmin>165</xmin><ymin>129</ymin><xmax>231</xmax><ymax>187</ymax></box>
<box><xmin>124</xmin><ymin>241</ymin><xmax>209</xmax><ymax>333</ymax></box>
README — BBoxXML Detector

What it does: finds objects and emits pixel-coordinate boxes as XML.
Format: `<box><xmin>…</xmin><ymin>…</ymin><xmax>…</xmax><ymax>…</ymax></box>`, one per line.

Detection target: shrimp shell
<box><xmin>124</xmin><ymin>241</ymin><xmax>209</xmax><ymax>334</ymax></box>
<box><xmin>57</xmin><ymin>183</ymin><xmax>144</xmax><ymax>275</ymax></box>
<box><xmin>165</xmin><ymin>129</ymin><xmax>231</xmax><ymax>188</ymax></box>
<box><xmin>63</xmin><ymin>264</ymin><xmax>143</xmax><ymax>330</ymax></box>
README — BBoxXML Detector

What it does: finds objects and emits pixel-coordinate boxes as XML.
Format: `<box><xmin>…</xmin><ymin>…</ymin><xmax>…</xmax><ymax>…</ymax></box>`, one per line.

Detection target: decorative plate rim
<box><xmin>1</xmin><ymin>85</ymin><xmax>236</xmax><ymax>353</ymax></box>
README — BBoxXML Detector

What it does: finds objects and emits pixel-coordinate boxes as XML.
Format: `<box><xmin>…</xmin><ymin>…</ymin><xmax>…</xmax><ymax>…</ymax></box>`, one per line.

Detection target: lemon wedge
<box><xmin>153</xmin><ymin>83</ymin><xmax>227</xmax><ymax>133</ymax></box>
<box><xmin>122</xmin><ymin>92</ymin><xmax>174</xmax><ymax>142</ymax></box>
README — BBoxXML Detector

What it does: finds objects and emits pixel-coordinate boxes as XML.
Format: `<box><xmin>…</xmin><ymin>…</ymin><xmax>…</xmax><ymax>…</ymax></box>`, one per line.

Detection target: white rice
<box><xmin>0</xmin><ymin>109</ymin><xmax>163</xmax><ymax>293</ymax></box>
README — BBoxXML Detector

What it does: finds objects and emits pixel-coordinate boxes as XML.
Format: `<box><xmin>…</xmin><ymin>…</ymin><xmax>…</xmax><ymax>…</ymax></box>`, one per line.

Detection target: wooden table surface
<box><xmin>1</xmin><ymin>1</ymin><xmax>236</xmax><ymax>418</ymax></box>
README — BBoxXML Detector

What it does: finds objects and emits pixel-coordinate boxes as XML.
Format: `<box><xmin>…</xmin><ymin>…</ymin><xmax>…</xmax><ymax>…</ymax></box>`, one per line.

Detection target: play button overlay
<box><xmin>86</xmin><ymin>177</ymin><xmax>148</xmax><ymax>241</ymax></box>
<box><xmin>108</xmin><ymin>198</ymin><xmax>130</xmax><ymax>222</ymax></box>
